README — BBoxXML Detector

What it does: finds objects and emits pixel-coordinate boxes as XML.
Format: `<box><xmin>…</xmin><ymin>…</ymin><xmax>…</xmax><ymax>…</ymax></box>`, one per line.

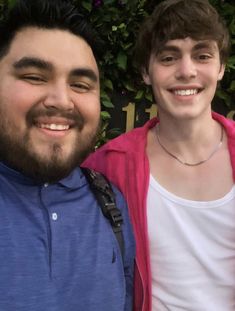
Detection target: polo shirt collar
<box><xmin>0</xmin><ymin>162</ymin><xmax>86</xmax><ymax>189</ymax></box>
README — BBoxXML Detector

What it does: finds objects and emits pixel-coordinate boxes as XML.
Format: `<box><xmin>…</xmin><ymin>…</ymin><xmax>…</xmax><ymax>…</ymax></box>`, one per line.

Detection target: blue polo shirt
<box><xmin>0</xmin><ymin>162</ymin><xmax>135</xmax><ymax>311</ymax></box>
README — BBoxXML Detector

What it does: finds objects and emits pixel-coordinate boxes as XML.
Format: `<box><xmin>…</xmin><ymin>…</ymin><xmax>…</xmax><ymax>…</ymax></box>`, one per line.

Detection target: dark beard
<box><xmin>0</xmin><ymin>132</ymin><xmax>97</xmax><ymax>183</ymax></box>
<box><xmin>0</xmin><ymin>107</ymin><xmax>99</xmax><ymax>183</ymax></box>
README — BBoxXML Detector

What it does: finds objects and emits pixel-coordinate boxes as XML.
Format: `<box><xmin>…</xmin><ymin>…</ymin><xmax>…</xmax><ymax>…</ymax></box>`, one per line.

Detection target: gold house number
<box><xmin>122</xmin><ymin>102</ymin><xmax>157</xmax><ymax>132</ymax></box>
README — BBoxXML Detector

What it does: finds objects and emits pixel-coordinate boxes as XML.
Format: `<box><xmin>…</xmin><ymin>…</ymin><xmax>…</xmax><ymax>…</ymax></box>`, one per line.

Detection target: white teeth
<box><xmin>174</xmin><ymin>89</ymin><xmax>198</xmax><ymax>96</ymax></box>
<box><xmin>40</xmin><ymin>124</ymin><xmax>70</xmax><ymax>130</ymax></box>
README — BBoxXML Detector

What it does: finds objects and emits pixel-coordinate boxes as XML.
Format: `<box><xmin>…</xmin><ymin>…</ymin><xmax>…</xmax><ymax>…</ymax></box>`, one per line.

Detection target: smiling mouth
<box><xmin>37</xmin><ymin>123</ymin><xmax>71</xmax><ymax>131</ymax></box>
<box><xmin>171</xmin><ymin>89</ymin><xmax>202</xmax><ymax>96</ymax></box>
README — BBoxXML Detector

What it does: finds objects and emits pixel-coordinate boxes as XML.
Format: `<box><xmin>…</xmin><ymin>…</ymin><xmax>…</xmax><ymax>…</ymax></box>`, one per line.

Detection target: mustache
<box><xmin>26</xmin><ymin>107</ymin><xmax>84</xmax><ymax>129</ymax></box>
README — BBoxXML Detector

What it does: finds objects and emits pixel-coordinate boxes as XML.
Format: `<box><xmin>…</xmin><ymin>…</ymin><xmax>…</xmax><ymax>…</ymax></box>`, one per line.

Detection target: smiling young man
<box><xmin>83</xmin><ymin>0</ymin><xmax>235</xmax><ymax>310</ymax></box>
<box><xmin>0</xmin><ymin>1</ymin><xmax>135</xmax><ymax>310</ymax></box>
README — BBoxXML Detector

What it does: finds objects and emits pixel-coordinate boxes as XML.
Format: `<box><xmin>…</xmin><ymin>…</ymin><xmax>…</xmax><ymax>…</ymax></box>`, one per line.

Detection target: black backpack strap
<box><xmin>81</xmin><ymin>167</ymin><xmax>124</xmax><ymax>260</ymax></box>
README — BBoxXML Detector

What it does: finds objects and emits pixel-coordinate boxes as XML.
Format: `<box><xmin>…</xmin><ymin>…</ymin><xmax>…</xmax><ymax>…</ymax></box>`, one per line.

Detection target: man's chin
<box><xmin>1</xmin><ymin>143</ymin><xmax>89</xmax><ymax>183</ymax></box>
<box><xmin>0</xmin><ymin>123</ymin><xmax>99</xmax><ymax>183</ymax></box>
<box><xmin>25</xmin><ymin>142</ymin><xmax>96</xmax><ymax>183</ymax></box>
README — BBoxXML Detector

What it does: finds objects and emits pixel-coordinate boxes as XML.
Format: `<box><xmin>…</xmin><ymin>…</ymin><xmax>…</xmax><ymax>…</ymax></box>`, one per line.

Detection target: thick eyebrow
<box><xmin>158</xmin><ymin>41</ymin><xmax>217</xmax><ymax>55</ymax></box>
<box><xmin>192</xmin><ymin>41</ymin><xmax>217</xmax><ymax>52</ymax></box>
<box><xmin>13</xmin><ymin>57</ymin><xmax>98</xmax><ymax>82</ymax></box>
<box><xmin>13</xmin><ymin>57</ymin><xmax>53</xmax><ymax>71</ymax></box>
<box><xmin>157</xmin><ymin>46</ymin><xmax>180</xmax><ymax>55</ymax></box>
<box><xmin>70</xmin><ymin>68</ymin><xmax>98</xmax><ymax>83</ymax></box>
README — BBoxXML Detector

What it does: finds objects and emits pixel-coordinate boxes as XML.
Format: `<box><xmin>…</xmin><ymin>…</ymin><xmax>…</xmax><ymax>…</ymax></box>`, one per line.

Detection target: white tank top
<box><xmin>147</xmin><ymin>174</ymin><xmax>235</xmax><ymax>311</ymax></box>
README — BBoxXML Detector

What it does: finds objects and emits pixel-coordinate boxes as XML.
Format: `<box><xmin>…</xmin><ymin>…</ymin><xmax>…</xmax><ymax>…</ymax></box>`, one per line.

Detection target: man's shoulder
<box><xmin>213</xmin><ymin>111</ymin><xmax>235</xmax><ymax>137</ymax></box>
<box><xmin>213</xmin><ymin>111</ymin><xmax>235</xmax><ymax>126</ymax></box>
<box><xmin>81</xmin><ymin>167</ymin><xmax>135</xmax><ymax>258</ymax></box>
<box><xmin>80</xmin><ymin>167</ymin><xmax>126</xmax><ymax>210</ymax></box>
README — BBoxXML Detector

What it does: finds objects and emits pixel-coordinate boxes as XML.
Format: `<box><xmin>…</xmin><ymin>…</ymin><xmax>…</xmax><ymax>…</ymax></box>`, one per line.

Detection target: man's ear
<box><xmin>218</xmin><ymin>64</ymin><xmax>225</xmax><ymax>81</ymax></box>
<box><xmin>142</xmin><ymin>68</ymin><xmax>151</xmax><ymax>85</ymax></box>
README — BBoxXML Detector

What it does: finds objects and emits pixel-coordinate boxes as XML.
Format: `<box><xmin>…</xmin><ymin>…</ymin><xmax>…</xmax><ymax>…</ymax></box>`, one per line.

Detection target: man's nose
<box><xmin>175</xmin><ymin>56</ymin><xmax>197</xmax><ymax>80</ymax></box>
<box><xmin>43</xmin><ymin>81</ymin><xmax>74</xmax><ymax>111</ymax></box>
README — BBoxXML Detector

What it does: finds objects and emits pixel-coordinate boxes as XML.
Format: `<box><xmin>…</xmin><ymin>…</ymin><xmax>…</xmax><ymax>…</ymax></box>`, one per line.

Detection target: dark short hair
<box><xmin>0</xmin><ymin>0</ymin><xmax>103</xmax><ymax>62</ymax></box>
<box><xmin>135</xmin><ymin>0</ymin><xmax>230</xmax><ymax>73</ymax></box>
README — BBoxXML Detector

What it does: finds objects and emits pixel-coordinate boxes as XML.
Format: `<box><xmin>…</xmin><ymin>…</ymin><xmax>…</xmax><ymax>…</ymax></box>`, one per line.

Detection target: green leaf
<box><xmin>103</xmin><ymin>79</ymin><xmax>114</xmax><ymax>91</ymax></box>
<box><xmin>100</xmin><ymin>90</ymin><xmax>111</xmax><ymax>101</ymax></box>
<box><xmin>101</xmin><ymin>99</ymin><xmax>114</xmax><ymax>108</ymax></box>
<box><xmin>135</xmin><ymin>90</ymin><xmax>144</xmax><ymax>100</ymax></box>
<box><xmin>123</xmin><ymin>81</ymin><xmax>136</xmax><ymax>92</ymax></box>
<box><xmin>123</xmin><ymin>42</ymin><xmax>133</xmax><ymax>50</ymax></box>
<box><xmin>81</xmin><ymin>1</ymin><xmax>92</xmax><ymax>12</ymax></box>
<box><xmin>229</xmin><ymin>80</ymin><xmax>235</xmax><ymax>91</ymax></box>
<box><xmin>101</xmin><ymin>111</ymin><xmax>111</xmax><ymax>120</ymax></box>
<box><xmin>145</xmin><ymin>92</ymin><xmax>153</xmax><ymax>102</ymax></box>
<box><xmin>116</xmin><ymin>52</ymin><xmax>127</xmax><ymax>70</ymax></box>
<box><xmin>118</xmin><ymin>23</ymin><xmax>126</xmax><ymax>30</ymax></box>
<box><xmin>100</xmin><ymin>91</ymin><xmax>114</xmax><ymax>108</ymax></box>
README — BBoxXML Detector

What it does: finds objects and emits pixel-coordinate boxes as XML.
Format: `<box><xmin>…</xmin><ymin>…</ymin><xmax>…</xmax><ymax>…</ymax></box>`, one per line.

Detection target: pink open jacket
<box><xmin>83</xmin><ymin>112</ymin><xmax>235</xmax><ymax>311</ymax></box>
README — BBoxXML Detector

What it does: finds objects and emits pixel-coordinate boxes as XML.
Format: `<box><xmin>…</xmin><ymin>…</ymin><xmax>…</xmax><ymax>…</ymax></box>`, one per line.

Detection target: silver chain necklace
<box><xmin>156</xmin><ymin>124</ymin><xmax>223</xmax><ymax>167</ymax></box>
